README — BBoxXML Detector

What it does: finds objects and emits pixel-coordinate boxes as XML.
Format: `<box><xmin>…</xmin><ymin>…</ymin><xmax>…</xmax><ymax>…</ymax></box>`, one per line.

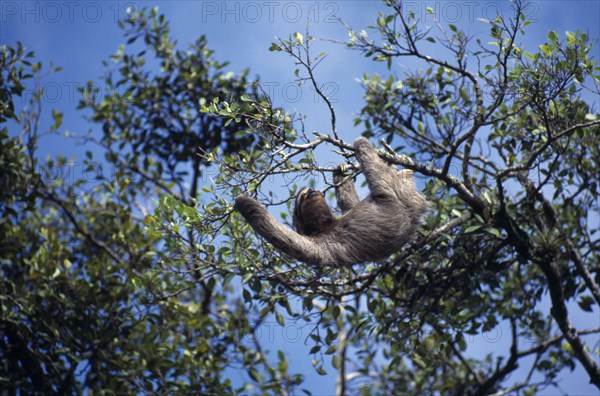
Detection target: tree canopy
<box><xmin>1</xmin><ymin>1</ymin><xmax>599</xmax><ymax>394</ymax></box>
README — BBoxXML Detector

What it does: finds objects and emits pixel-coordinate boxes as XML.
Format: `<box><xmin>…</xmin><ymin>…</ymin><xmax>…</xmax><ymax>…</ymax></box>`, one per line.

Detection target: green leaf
<box><xmin>268</xmin><ymin>43</ymin><xmax>283</xmax><ymax>52</ymax></box>
<box><xmin>524</xmin><ymin>51</ymin><xmax>537</xmax><ymax>61</ymax></box>
<box><xmin>243</xmin><ymin>288</ymin><xmax>252</xmax><ymax>303</ymax></box>
<box><xmin>294</xmin><ymin>32</ymin><xmax>304</xmax><ymax>46</ymax></box>
<box><xmin>332</xmin><ymin>354</ymin><xmax>340</xmax><ymax>369</ymax></box>
<box><xmin>464</xmin><ymin>225</ymin><xmax>482</xmax><ymax>234</ymax></box>
<box><xmin>50</xmin><ymin>109</ymin><xmax>63</xmax><ymax>131</ymax></box>
<box><xmin>578</xmin><ymin>295</ymin><xmax>594</xmax><ymax>312</ymax></box>
<box><xmin>332</xmin><ymin>305</ymin><xmax>341</xmax><ymax>319</ymax></box>
<box><xmin>249</xmin><ymin>368</ymin><xmax>260</xmax><ymax>381</ymax></box>
<box><xmin>275</xmin><ymin>311</ymin><xmax>285</xmax><ymax>326</ymax></box>
<box><xmin>486</xmin><ymin>227</ymin><xmax>502</xmax><ymax>238</ymax></box>
<box><xmin>455</xmin><ymin>332</ymin><xmax>467</xmax><ymax>351</ymax></box>
<box><xmin>413</xmin><ymin>354</ymin><xmax>426</xmax><ymax>369</ymax></box>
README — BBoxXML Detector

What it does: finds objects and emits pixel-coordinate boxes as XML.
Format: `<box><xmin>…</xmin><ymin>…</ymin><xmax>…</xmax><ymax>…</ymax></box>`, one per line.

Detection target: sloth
<box><xmin>234</xmin><ymin>137</ymin><xmax>428</xmax><ymax>266</ymax></box>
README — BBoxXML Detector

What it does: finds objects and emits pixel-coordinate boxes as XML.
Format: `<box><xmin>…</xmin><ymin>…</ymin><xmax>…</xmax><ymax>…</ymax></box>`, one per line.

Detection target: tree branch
<box><xmin>567</xmin><ymin>240</ymin><xmax>600</xmax><ymax>307</ymax></box>
<box><xmin>537</xmin><ymin>259</ymin><xmax>600</xmax><ymax>388</ymax></box>
<box><xmin>40</xmin><ymin>190</ymin><xmax>125</xmax><ymax>266</ymax></box>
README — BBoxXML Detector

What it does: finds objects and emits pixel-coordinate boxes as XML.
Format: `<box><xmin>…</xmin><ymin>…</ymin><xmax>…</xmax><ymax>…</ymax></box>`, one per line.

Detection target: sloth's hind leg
<box><xmin>353</xmin><ymin>137</ymin><xmax>395</xmax><ymax>198</ymax></box>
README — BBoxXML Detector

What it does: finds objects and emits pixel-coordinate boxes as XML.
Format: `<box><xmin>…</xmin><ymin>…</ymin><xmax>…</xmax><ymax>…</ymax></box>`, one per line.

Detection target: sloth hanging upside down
<box><xmin>235</xmin><ymin>137</ymin><xmax>429</xmax><ymax>266</ymax></box>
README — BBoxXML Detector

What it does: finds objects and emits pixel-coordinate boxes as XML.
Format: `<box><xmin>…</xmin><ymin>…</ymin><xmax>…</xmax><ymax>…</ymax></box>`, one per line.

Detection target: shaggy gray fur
<box><xmin>235</xmin><ymin>137</ymin><xmax>429</xmax><ymax>266</ymax></box>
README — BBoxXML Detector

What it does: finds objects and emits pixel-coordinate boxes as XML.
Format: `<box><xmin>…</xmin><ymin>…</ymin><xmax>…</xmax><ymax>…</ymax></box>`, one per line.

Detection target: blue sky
<box><xmin>4</xmin><ymin>1</ymin><xmax>598</xmax><ymax>160</ymax></box>
<box><xmin>2</xmin><ymin>1</ymin><xmax>599</xmax><ymax>394</ymax></box>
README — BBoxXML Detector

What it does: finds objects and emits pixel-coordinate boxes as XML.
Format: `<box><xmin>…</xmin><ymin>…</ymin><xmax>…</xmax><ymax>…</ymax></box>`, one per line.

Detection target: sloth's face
<box><xmin>296</xmin><ymin>188</ymin><xmax>324</xmax><ymax>207</ymax></box>
<box><xmin>293</xmin><ymin>188</ymin><xmax>335</xmax><ymax>236</ymax></box>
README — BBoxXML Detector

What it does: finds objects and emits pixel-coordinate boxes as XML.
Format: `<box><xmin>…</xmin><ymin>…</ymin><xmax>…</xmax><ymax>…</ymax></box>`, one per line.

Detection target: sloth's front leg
<box><xmin>334</xmin><ymin>164</ymin><xmax>359</xmax><ymax>214</ymax></box>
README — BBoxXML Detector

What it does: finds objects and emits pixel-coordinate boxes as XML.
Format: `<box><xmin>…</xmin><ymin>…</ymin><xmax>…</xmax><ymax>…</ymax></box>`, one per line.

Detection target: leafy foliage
<box><xmin>205</xmin><ymin>1</ymin><xmax>600</xmax><ymax>394</ymax></box>
<box><xmin>1</xmin><ymin>1</ymin><xmax>599</xmax><ymax>395</ymax></box>
<box><xmin>1</xmin><ymin>9</ymin><xmax>296</xmax><ymax>395</ymax></box>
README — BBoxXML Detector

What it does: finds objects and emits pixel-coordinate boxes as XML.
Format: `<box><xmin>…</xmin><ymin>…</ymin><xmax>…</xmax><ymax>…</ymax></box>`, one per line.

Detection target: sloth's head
<box><xmin>293</xmin><ymin>188</ymin><xmax>335</xmax><ymax>236</ymax></box>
